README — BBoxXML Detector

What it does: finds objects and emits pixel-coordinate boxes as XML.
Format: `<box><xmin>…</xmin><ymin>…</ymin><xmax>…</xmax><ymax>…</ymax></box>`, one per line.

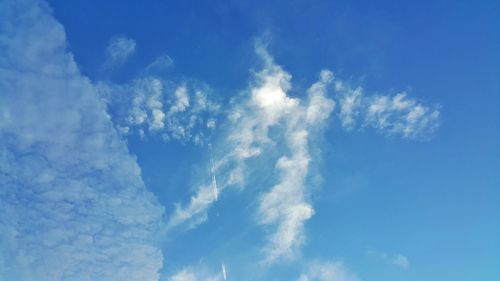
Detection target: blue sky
<box><xmin>0</xmin><ymin>0</ymin><xmax>499</xmax><ymax>280</ymax></box>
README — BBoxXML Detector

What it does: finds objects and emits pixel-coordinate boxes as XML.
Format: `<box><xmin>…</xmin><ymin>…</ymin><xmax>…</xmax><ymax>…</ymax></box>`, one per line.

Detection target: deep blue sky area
<box><xmin>49</xmin><ymin>0</ymin><xmax>499</xmax><ymax>90</ymax></box>
<box><xmin>4</xmin><ymin>0</ymin><xmax>498</xmax><ymax>280</ymax></box>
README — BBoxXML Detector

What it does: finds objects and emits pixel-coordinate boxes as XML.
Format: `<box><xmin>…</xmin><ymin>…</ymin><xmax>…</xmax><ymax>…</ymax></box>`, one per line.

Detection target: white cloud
<box><xmin>168</xmin><ymin>267</ymin><xmax>223</xmax><ymax>281</ymax></box>
<box><xmin>365</xmin><ymin>92</ymin><xmax>440</xmax><ymax>138</ymax></box>
<box><xmin>166</xmin><ymin>184</ymin><xmax>215</xmax><ymax>230</ymax></box>
<box><xmin>221</xmin><ymin>263</ymin><xmax>227</xmax><ymax>281</ymax></box>
<box><xmin>368</xmin><ymin>250</ymin><xmax>410</xmax><ymax>269</ymax></box>
<box><xmin>297</xmin><ymin>261</ymin><xmax>360</xmax><ymax>281</ymax></box>
<box><xmin>169</xmin><ymin>269</ymin><xmax>197</xmax><ymax>281</ymax></box>
<box><xmin>165</xmin><ymin>44</ymin><xmax>335</xmax><ymax>263</ymax></box>
<box><xmin>106</xmin><ymin>35</ymin><xmax>136</xmax><ymax>65</ymax></box>
<box><xmin>392</xmin><ymin>254</ymin><xmax>410</xmax><ymax>269</ymax></box>
<box><xmin>145</xmin><ymin>54</ymin><xmax>174</xmax><ymax>75</ymax></box>
<box><xmin>0</xmin><ymin>1</ymin><xmax>163</xmax><ymax>280</ymax></box>
<box><xmin>169</xmin><ymin>86</ymin><xmax>190</xmax><ymax>114</ymax></box>
<box><xmin>336</xmin><ymin>85</ymin><xmax>363</xmax><ymax>130</ymax></box>
<box><xmin>334</xmin><ymin>82</ymin><xmax>440</xmax><ymax>139</ymax></box>
<box><xmin>163</xmin><ymin>43</ymin><xmax>439</xmax><ymax>265</ymax></box>
<box><xmin>246</xmin><ymin>46</ymin><xmax>335</xmax><ymax>263</ymax></box>
<box><xmin>253</xmin><ymin>48</ymin><xmax>335</xmax><ymax>263</ymax></box>
<box><xmin>152</xmin><ymin>108</ymin><xmax>166</xmax><ymax>130</ymax></box>
<box><xmin>0</xmin><ymin>1</ymin><xmax>439</xmax><ymax>279</ymax></box>
<box><xmin>98</xmin><ymin>78</ymin><xmax>219</xmax><ymax>144</ymax></box>
<box><xmin>306</xmin><ymin>70</ymin><xmax>336</xmax><ymax>124</ymax></box>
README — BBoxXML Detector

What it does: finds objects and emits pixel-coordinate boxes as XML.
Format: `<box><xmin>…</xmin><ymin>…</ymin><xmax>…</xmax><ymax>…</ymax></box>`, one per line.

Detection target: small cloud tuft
<box><xmin>106</xmin><ymin>35</ymin><xmax>136</xmax><ymax>65</ymax></box>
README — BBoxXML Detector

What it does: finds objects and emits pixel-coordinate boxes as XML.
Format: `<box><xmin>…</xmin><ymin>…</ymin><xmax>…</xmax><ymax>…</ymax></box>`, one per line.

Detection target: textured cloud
<box><xmin>334</xmin><ymin>81</ymin><xmax>440</xmax><ymax>139</ymax></box>
<box><xmin>164</xmin><ymin>42</ymin><xmax>440</xmax><ymax>264</ymax></box>
<box><xmin>297</xmin><ymin>261</ymin><xmax>360</xmax><ymax>281</ymax></box>
<box><xmin>98</xmin><ymin>77</ymin><xmax>220</xmax><ymax>145</ymax></box>
<box><xmin>253</xmin><ymin>48</ymin><xmax>335</xmax><ymax>263</ymax></box>
<box><xmin>365</xmin><ymin>93</ymin><xmax>440</xmax><ymax>138</ymax></box>
<box><xmin>0</xmin><ymin>1</ymin><xmax>164</xmax><ymax>280</ymax></box>
<box><xmin>166</xmin><ymin>44</ymin><xmax>335</xmax><ymax>263</ymax></box>
<box><xmin>106</xmin><ymin>35</ymin><xmax>136</xmax><ymax>65</ymax></box>
<box><xmin>0</xmin><ymin>0</ymin><xmax>441</xmax><ymax>279</ymax></box>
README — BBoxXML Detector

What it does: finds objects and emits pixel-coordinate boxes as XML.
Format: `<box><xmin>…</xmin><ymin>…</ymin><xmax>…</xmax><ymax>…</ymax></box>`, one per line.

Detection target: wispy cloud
<box><xmin>164</xmin><ymin>40</ymin><xmax>440</xmax><ymax>263</ymax></box>
<box><xmin>0</xmin><ymin>0</ymin><xmax>442</xmax><ymax>279</ymax></box>
<box><xmin>166</xmin><ymin>183</ymin><xmax>216</xmax><ymax>230</ymax></box>
<box><xmin>105</xmin><ymin>35</ymin><xmax>136</xmax><ymax>66</ymax></box>
<box><xmin>165</xmin><ymin>43</ymin><xmax>335</xmax><ymax>263</ymax></box>
<box><xmin>221</xmin><ymin>262</ymin><xmax>227</xmax><ymax>281</ymax></box>
<box><xmin>368</xmin><ymin>250</ymin><xmax>410</xmax><ymax>269</ymax></box>
<box><xmin>392</xmin><ymin>254</ymin><xmax>410</xmax><ymax>269</ymax></box>
<box><xmin>0</xmin><ymin>1</ymin><xmax>163</xmax><ymax>280</ymax></box>
<box><xmin>253</xmin><ymin>46</ymin><xmax>335</xmax><ymax>263</ymax></box>
<box><xmin>144</xmin><ymin>54</ymin><xmax>174</xmax><ymax>75</ymax></box>
<box><xmin>297</xmin><ymin>261</ymin><xmax>360</xmax><ymax>281</ymax></box>
<box><xmin>168</xmin><ymin>266</ymin><xmax>224</xmax><ymax>281</ymax></box>
<box><xmin>335</xmin><ymin>80</ymin><xmax>440</xmax><ymax>139</ymax></box>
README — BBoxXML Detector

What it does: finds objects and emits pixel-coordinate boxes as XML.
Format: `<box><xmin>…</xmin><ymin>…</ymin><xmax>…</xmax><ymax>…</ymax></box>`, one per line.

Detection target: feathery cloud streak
<box><xmin>253</xmin><ymin>48</ymin><xmax>335</xmax><ymax>263</ymax></box>
<box><xmin>165</xmin><ymin>43</ymin><xmax>440</xmax><ymax>263</ymax></box>
<box><xmin>166</xmin><ymin>44</ymin><xmax>336</xmax><ymax>262</ymax></box>
<box><xmin>335</xmin><ymin>80</ymin><xmax>440</xmax><ymax>139</ymax></box>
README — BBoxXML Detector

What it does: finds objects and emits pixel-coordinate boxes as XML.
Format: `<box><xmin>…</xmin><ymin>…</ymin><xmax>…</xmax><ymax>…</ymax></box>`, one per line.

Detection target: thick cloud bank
<box><xmin>0</xmin><ymin>1</ymin><xmax>164</xmax><ymax>280</ymax></box>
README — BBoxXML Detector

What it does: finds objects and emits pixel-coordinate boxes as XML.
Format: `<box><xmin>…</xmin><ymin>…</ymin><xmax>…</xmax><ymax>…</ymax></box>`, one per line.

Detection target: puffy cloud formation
<box><xmin>297</xmin><ymin>261</ymin><xmax>360</xmax><ymax>281</ymax></box>
<box><xmin>98</xmin><ymin>77</ymin><xmax>220</xmax><ymax>144</ymax></box>
<box><xmin>0</xmin><ymin>1</ymin><xmax>164</xmax><ymax>280</ymax></box>
<box><xmin>106</xmin><ymin>35</ymin><xmax>136</xmax><ymax>65</ymax></box>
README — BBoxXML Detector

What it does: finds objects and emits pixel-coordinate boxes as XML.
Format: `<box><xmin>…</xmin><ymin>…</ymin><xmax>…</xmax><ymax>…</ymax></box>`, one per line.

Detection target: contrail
<box><xmin>221</xmin><ymin>262</ymin><xmax>227</xmax><ymax>281</ymax></box>
<box><xmin>208</xmin><ymin>142</ymin><xmax>218</xmax><ymax>201</ymax></box>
